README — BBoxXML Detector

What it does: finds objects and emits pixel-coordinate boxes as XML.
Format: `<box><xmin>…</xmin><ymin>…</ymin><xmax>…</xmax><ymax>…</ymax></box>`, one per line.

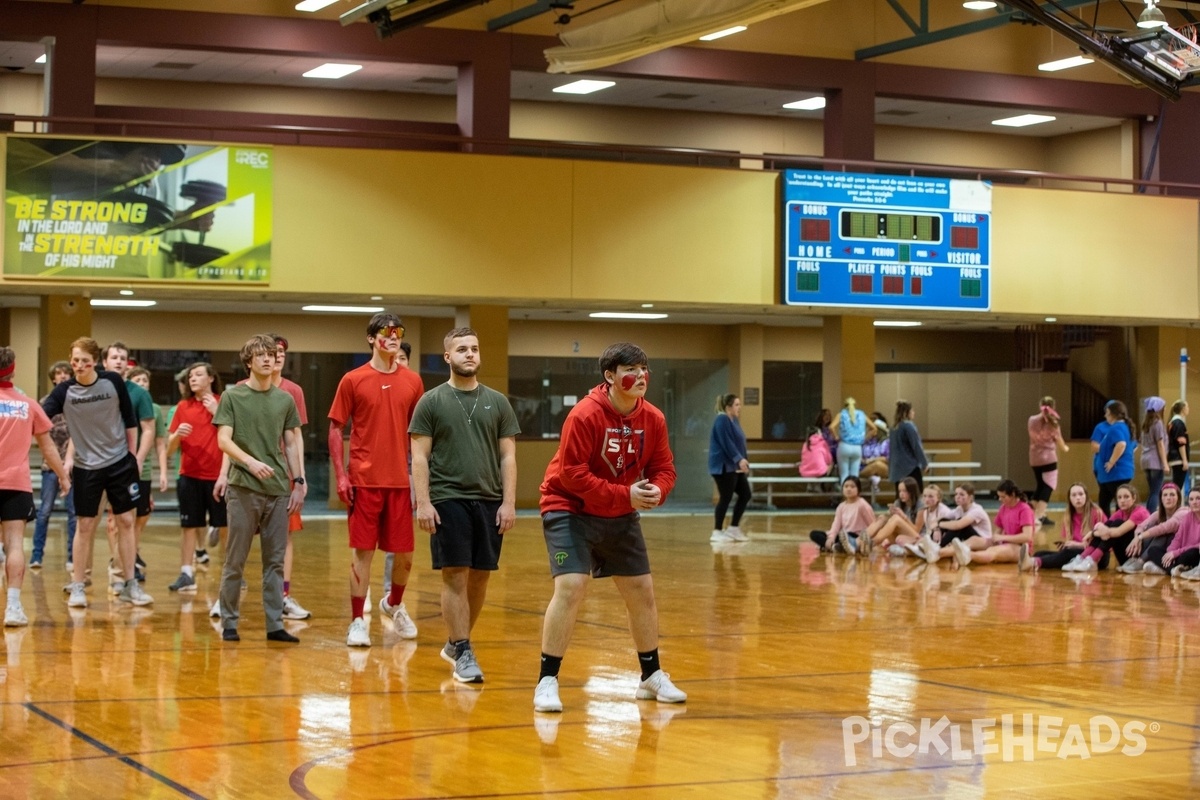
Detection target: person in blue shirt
<box><xmin>1097</xmin><ymin>399</ymin><xmax>1136</xmax><ymax>515</ymax></box>
<box><xmin>830</xmin><ymin>397</ymin><xmax>869</xmax><ymax>483</ymax></box>
<box><xmin>708</xmin><ymin>394</ymin><xmax>751</xmax><ymax>543</ymax></box>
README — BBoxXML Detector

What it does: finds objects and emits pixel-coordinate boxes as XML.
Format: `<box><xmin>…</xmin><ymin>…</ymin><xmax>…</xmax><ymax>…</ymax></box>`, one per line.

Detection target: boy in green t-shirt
<box><xmin>213</xmin><ymin>334</ymin><xmax>306</xmax><ymax>644</ymax></box>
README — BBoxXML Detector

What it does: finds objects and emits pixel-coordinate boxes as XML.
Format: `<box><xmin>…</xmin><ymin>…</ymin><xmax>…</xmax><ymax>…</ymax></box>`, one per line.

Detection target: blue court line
<box><xmin>23</xmin><ymin>703</ymin><xmax>208</xmax><ymax>800</ymax></box>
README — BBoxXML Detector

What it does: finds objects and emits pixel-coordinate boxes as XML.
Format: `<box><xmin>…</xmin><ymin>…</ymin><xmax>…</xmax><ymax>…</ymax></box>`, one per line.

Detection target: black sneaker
<box><xmin>136</xmin><ymin>553</ymin><xmax>147</xmax><ymax>569</ymax></box>
<box><xmin>267</xmin><ymin>629</ymin><xmax>300</xmax><ymax>643</ymax></box>
<box><xmin>222</xmin><ymin>628</ymin><xmax>240</xmax><ymax>642</ymax></box>
<box><xmin>194</xmin><ymin>549</ymin><xmax>211</xmax><ymax>565</ymax></box>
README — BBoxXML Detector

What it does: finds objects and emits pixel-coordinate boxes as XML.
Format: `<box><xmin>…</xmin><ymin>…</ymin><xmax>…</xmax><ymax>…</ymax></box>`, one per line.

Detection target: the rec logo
<box><xmin>235</xmin><ymin>149</ymin><xmax>270</xmax><ymax>168</ymax></box>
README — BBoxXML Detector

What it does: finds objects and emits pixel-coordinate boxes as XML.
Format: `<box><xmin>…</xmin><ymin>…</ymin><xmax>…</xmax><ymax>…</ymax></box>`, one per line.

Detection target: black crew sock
<box><xmin>540</xmin><ymin>653</ymin><xmax>563</xmax><ymax>680</ymax></box>
<box><xmin>637</xmin><ymin>649</ymin><xmax>661</xmax><ymax>681</ymax></box>
<box><xmin>451</xmin><ymin>638</ymin><xmax>471</xmax><ymax>658</ymax></box>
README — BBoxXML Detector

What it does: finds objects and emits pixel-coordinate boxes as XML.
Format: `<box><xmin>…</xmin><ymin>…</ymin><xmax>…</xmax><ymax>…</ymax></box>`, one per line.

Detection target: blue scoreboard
<box><xmin>782</xmin><ymin>170</ymin><xmax>992</xmax><ymax>311</ymax></box>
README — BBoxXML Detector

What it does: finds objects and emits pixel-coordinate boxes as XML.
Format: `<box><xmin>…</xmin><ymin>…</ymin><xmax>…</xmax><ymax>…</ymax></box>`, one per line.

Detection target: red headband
<box><xmin>0</xmin><ymin>362</ymin><xmax>14</xmax><ymax>379</ymax></box>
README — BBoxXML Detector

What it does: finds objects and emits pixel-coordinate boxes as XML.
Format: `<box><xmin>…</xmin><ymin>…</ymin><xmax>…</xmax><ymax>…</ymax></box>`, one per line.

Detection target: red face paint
<box><xmin>620</xmin><ymin>373</ymin><xmax>638</xmax><ymax>391</ymax></box>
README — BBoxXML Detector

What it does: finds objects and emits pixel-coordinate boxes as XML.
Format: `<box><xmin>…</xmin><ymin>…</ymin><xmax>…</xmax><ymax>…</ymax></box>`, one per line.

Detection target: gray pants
<box><xmin>221</xmin><ymin>485</ymin><xmax>288</xmax><ymax>633</ymax></box>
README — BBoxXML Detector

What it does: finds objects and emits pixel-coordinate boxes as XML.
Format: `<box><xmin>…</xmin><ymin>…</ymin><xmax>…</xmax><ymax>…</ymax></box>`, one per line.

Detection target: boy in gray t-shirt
<box><xmin>213</xmin><ymin>334</ymin><xmax>305</xmax><ymax>644</ymax></box>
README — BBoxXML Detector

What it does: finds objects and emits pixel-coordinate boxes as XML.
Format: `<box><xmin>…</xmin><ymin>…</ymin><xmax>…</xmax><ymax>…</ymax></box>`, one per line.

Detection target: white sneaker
<box><xmin>922</xmin><ymin>535</ymin><xmax>941</xmax><ymax>564</ymax></box>
<box><xmin>1143</xmin><ymin>562</ymin><xmax>1167</xmax><ymax>575</ymax></box>
<box><xmin>346</xmin><ymin>617</ymin><xmax>371</xmax><ymax>647</ymax></box>
<box><xmin>904</xmin><ymin>542</ymin><xmax>924</xmax><ymax>559</ymax></box>
<box><xmin>1171</xmin><ymin>564</ymin><xmax>1189</xmax><ymax>577</ymax></box>
<box><xmin>209</xmin><ymin>599</ymin><xmax>222</xmax><ymax>618</ymax></box>
<box><xmin>282</xmin><ymin>595</ymin><xmax>312</xmax><ymax>620</ymax></box>
<box><xmin>725</xmin><ymin>526</ymin><xmax>749</xmax><ymax>542</ymax></box>
<box><xmin>379</xmin><ymin>597</ymin><xmax>417</xmax><ymax>639</ymax></box>
<box><xmin>67</xmin><ymin>582</ymin><xmax>88</xmax><ymax>608</ymax></box>
<box><xmin>4</xmin><ymin>602</ymin><xmax>28</xmax><ymax>627</ymax></box>
<box><xmin>1182</xmin><ymin>566</ymin><xmax>1200</xmax><ymax>581</ymax></box>
<box><xmin>1061</xmin><ymin>555</ymin><xmax>1085</xmax><ymax>572</ymax></box>
<box><xmin>534</xmin><ymin>675</ymin><xmax>563</xmax><ymax>713</ymax></box>
<box><xmin>119</xmin><ymin>580</ymin><xmax>154</xmax><ymax>607</ymax></box>
<box><xmin>710</xmin><ymin>529</ymin><xmax>734</xmax><ymax>542</ymax></box>
<box><xmin>950</xmin><ymin>538</ymin><xmax>972</xmax><ymax>567</ymax></box>
<box><xmin>206</xmin><ymin>526</ymin><xmax>220</xmax><ymax>548</ymax></box>
<box><xmin>635</xmin><ymin>669</ymin><xmax>687</xmax><ymax>703</ymax></box>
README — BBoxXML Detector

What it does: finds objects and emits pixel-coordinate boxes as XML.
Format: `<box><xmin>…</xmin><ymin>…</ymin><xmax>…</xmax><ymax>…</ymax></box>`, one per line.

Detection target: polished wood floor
<box><xmin>2</xmin><ymin>510</ymin><xmax>1199</xmax><ymax>798</ymax></box>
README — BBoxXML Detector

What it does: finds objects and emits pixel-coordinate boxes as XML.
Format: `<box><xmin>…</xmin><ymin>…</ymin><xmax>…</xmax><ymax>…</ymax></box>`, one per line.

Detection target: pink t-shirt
<box><xmin>827</xmin><ymin>498</ymin><xmax>876</xmax><ymax>537</ymax></box>
<box><xmin>995</xmin><ymin>501</ymin><xmax>1036</xmax><ymax>536</ymax></box>
<box><xmin>1027</xmin><ymin>414</ymin><xmax>1061</xmax><ymax>467</ymax></box>
<box><xmin>1106</xmin><ymin>505</ymin><xmax>1150</xmax><ymax>532</ymax></box>
<box><xmin>1065</xmin><ymin>507</ymin><xmax>1107</xmax><ymax>543</ymax></box>
<box><xmin>950</xmin><ymin>502</ymin><xmax>993</xmax><ymax>539</ymax></box>
<box><xmin>0</xmin><ymin>386</ymin><xmax>52</xmax><ymax>492</ymax></box>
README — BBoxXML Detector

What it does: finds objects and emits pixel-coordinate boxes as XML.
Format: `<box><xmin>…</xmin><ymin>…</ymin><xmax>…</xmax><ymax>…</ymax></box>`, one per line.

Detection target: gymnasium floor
<box><xmin>2</xmin><ymin>510</ymin><xmax>1198</xmax><ymax>798</ymax></box>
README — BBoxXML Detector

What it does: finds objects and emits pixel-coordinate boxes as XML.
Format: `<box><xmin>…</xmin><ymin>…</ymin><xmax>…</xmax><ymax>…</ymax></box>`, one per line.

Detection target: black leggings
<box><xmin>1145</xmin><ymin>546</ymin><xmax>1200</xmax><ymax>571</ymax></box>
<box><xmin>1171</xmin><ymin>464</ymin><xmax>1188</xmax><ymax>490</ymax></box>
<box><xmin>1031</xmin><ymin>463</ymin><xmax>1056</xmax><ymax>503</ymax></box>
<box><xmin>895</xmin><ymin>468</ymin><xmax>923</xmax><ymax>495</ymax></box>
<box><xmin>1034</xmin><ymin>547</ymin><xmax>1084</xmax><ymax>570</ymax></box>
<box><xmin>713</xmin><ymin>471</ymin><xmax>752</xmax><ymax>529</ymax></box>
<box><xmin>1097</xmin><ymin>480</ymin><xmax>1124</xmax><ymax>515</ymax></box>
<box><xmin>1090</xmin><ymin>531</ymin><xmax>1135</xmax><ymax>566</ymax></box>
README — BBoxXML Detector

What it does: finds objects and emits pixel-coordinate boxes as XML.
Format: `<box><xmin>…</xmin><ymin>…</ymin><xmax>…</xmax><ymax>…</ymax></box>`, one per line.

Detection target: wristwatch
<box><xmin>292</xmin><ymin>477</ymin><xmax>306</xmax><ymax>486</ymax></box>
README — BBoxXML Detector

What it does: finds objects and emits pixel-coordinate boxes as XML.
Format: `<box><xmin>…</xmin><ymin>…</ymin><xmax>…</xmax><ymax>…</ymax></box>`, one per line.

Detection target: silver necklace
<box><xmin>453</xmin><ymin>387</ymin><xmax>480</xmax><ymax>425</ymax></box>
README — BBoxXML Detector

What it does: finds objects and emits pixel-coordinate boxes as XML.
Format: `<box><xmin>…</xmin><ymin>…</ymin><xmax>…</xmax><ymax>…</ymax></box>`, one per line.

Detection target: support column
<box><xmin>728</xmin><ymin>324</ymin><xmax>764</xmax><ymax>439</ymax></box>
<box><xmin>46</xmin><ymin>17</ymin><xmax>98</xmax><ymax>131</ymax></box>
<box><xmin>454</xmin><ymin>304</ymin><xmax>508</xmax><ymax>393</ymax></box>
<box><xmin>1150</xmin><ymin>94</ymin><xmax>1200</xmax><ymax>193</ymax></box>
<box><xmin>39</xmin><ymin>294</ymin><xmax>91</xmax><ymax>396</ymax></box>
<box><xmin>457</xmin><ymin>42</ymin><xmax>510</xmax><ymax>154</ymax></box>
<box><xmin>823</xmin><ymin>66</ymin><xmax>875</xmax><ymax>162</ymax></box>
<box><xmin>822</xmin><ymin>315</ymin><xmax>875</xmax><ymax>414</ymax></box>
<box><xmin>1142</xmin><ymin>325</ymin><xmax>1190</xmax><ymax>406</ymax></box>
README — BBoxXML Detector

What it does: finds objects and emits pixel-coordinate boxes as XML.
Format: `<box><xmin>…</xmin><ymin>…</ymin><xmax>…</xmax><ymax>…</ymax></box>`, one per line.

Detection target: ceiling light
<box><xmin>962</xmin><ymin>0</ymin><xmax>998</xmax><ymax>9</ymax></box>
<box><xmin>303</xmin><ymin>304</ymin><xmax>385</xmax><ymax>313</ymax></box>
<box><xmin>992</xmin><ymin>114</ymin><xmax>1056</xmax><ymax>127</ymax></box>
<box><xmin>90</xmin><ymin>299</ymin><xmax>156</xmax><ymax>308</ymax></box>
<box><xmin>119</xmin><ymin>289</ymin><xmax>135</xmax><ymax>296</ymax></box>
<box><xmin>588</xmin><ymin>312</ymin><xmax>669</xmax><ymax>320</ymax></box>
<box><xmin>35</xmin><ymin>54</ymin><xmax>46</xmax><ymax>64</ymax></box>
<box><xmin>1138</xmin><ymin>1</ymin><xmax>1167</xmax><ymax>28</ymax></box>
<box><xmin>1045</xmin><ymin>317</ymin><xmax>1058</xmax><ymax>323</ymax></box>
<box><xmin>873</xmin><ymin>320</ymin><xmax>922</xmax><ymax>328</ymax></box>
<box><xmin>699</xmin><ymin>26</ymin><xmax>747</xmax><ymax>41</ymax></box>
<box><xmin>641</xmin><ymin>303</ymin><xmax>654</xmax><ymax>308</ymax></box>
<box><xmin>553</xmin><ymin>79</ymin><xmax>616</xmax><ymax>95</ymax></box>
<box><xmin>370</xmin><ymin>295</ymin><xmax>384</xmax><ymax>301</ymax></box>
<box><xmin>302</xmin><ymin>63</ymin><xmax>363</xmax><ymax>80</ymax></box>
<box><xmin>783</xmin><ymin>97</ymin><xmax>826</xmax><ymax>111</ymax></box>
<box><xmin>295</xmin><ymin>0</ymin><xmax>340</xmax><ymax>10</ymax></box>
<box><xmin>1038</xmin><ymin>55</ymin><xmax>1094</xmax><ymax>72</ymax></box>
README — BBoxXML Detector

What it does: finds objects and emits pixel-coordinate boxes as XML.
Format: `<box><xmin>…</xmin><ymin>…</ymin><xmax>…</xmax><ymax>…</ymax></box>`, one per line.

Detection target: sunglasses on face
<box><xmin>375</xmin><ymin>325</ymin><xmax>405</xmax><ymax>339</ymax></box>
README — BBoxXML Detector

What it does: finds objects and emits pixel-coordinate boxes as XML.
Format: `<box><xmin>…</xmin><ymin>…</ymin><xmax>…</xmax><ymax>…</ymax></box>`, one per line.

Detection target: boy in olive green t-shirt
<box><xmin>213</xmin><ymin>334</ymin><xmax>306</xmax><ymax>643</ymax></box>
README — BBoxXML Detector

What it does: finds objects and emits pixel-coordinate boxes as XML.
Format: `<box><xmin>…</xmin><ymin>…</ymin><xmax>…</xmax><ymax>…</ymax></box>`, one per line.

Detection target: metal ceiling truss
<box><xmin>857</xmin><ymin>0</ymin><xmax>1099</xmax><ymax>59</ymax></box>
<box><xmin>488</xmin><ymin>0</ymin><xmax>577</xmax><ymax>31</ymax></box>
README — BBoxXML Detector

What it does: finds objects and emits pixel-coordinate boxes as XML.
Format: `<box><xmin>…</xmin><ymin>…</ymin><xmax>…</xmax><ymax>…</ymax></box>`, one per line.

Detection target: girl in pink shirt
<box><xmin>1124</xmin><ymin>482</ymin><xmax>1185</xmax><ymax>574</ymax></box>
<box><xmin>1165</xmin><ymin>489</ymin><xmax>1200</xmax><ymax>578</ymax></box>
<box><xmin>808</xmin><ymin>476</ymin><xmax>875</xmax><ymax>555</ymax></box>
<box><xmin>1063</xmin><ymin>483</ymin><xmax>1148</xmax><ymax>572</ymax></box>
<box><xmin>1028</xmin><ymin>397</ymin><xmax>1069</xmax><ymax>526</ymax></box>
<box><xmin>952</xmin><ymin>479</ymin><xmax>1034</xmax><ymax>568</ymax></box>
<box><xmin>922</xmin><ymin>482</ymin><xmax>992</xmax><ymax>565</ymax></box>
<box><xmin>1021</xmin><ymin>483</ymin><xmax>1105</xmax><ymax>572</ymax></box>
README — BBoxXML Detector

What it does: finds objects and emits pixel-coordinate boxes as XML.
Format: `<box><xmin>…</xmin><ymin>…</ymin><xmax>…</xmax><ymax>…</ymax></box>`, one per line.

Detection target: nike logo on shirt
<box><xmin>382</xmin><ymin>385</ymin><xmax>391</xmax><ymax>389</ymax></box>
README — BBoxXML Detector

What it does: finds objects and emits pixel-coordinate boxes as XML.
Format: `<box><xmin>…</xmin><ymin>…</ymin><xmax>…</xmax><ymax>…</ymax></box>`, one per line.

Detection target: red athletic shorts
<box><xmin>288</xmin><ymin>510</ymin><xmax>303</xmax><ymax>533</ymax></box>
<box><xmin>348</xmin><ymin>487</ymin><xmax>414</xmax><ymax>553</ymax></box>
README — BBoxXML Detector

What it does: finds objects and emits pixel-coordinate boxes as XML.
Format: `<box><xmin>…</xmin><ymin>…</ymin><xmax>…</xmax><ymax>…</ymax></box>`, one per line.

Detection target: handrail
<box><xmin>4</xmin><ymin>112</ymin><xmax>1200</xmax><ymax>196</ymax></box>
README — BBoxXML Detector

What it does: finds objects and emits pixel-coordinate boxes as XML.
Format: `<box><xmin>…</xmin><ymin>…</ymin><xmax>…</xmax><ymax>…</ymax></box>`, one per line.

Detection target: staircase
<box><xmin>1014</xmin><ymin>324</ymin><xmax>1105</xmax><ymax>372</ymax></box>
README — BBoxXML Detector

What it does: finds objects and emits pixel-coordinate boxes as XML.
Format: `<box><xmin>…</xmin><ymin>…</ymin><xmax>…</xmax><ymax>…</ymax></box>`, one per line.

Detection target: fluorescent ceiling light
<box><xmin>295</xmin><ymin>0</ymin><xmax>340</xmax><ymax>10</ymax></box>
<box><xmin>873</xmin><ymin>320</ymin><xmax>922</xmax><ymax>328</ymax></box>
<box><xmin>699</xmin><ymin>26</ymin><xmax>747</xmax><ymax>41</ymax></box>
<box><xmin>962</xmin><ymin>0</ymin><xmax>998</xmax><ymax>9</ymax></box>
<box><xmin>303</xmin><ymin>304</ymin><xmax>385</xmax><ymax>313</ymax></box>
<box><xmin>90</xmin><ymin>299</ymin><xmax>156</xmax><ymax>308</ymax></box>
<box><xmin>370</xmin><ymin>295</ymin><xmax>383</xmax><ymax>301</ymax></box>
<box><xmin>553</xmin><ymin>79</ymin><xmax>615</xmax><ymax>95</ymax></box>
<box><xmin>35</xmin><ymin>54</ymin><xmax>46</xmax><ymax>64</ymax></box>
<box><xmin>992</xmin><ymin>114</ymin><xmax>1056</xmax><ymax>127</ymax></box>
<box><xmin>1045</xmin><ymin>317</ymin><xmax>1058</xmax><ymax>322</ymax></box>
<box><xmin>589</xmin><ymin>312</ymin><xmax>669</xmax><ymax>320</ymax></box>
<box><xmin>1038</xmin><ymin>55</ymin><xmax>1094</xmax><ymax>72</ymax></box>
<box><xmin>119</xmin><ymin>289</ymin><xmax>135</xmax><ymax>296</ymax></box>
<box><xmin>302</xmin><ymin>63</ymin><xmax>363</xmax><ymax>79</ymax></box>
<box><xmin>783</xmin><ymin>97</ymin><xmax>826</xmax><ymax>111</ymax></box>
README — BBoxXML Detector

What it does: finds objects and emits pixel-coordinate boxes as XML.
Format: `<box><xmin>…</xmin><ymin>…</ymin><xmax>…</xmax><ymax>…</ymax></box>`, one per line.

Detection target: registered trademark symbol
<box><xmin>1150</xmin><ymin>722</ymin><xmax>1161</xmax><ymax>733</ymax></box>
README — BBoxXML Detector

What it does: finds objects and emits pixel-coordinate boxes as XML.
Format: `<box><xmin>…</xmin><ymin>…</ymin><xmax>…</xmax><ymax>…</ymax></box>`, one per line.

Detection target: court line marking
<box><xmin>22</xmin><ymin>702</ymin><xmax>208</xmax><ymax>799</ymax></box>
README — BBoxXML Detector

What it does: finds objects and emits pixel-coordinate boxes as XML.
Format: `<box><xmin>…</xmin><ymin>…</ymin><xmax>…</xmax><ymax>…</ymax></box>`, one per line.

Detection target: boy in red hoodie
<box><xmin>534</xmin><ymin>342</ymin><xmax>686</xmax><ymax>713</ymax></box>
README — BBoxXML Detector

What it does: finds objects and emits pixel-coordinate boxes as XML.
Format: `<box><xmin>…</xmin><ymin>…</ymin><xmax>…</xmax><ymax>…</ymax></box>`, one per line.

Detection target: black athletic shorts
<box><xmin>74</xmin><ymin>453</ymin><xmax>141</xmax><ymax>517</ymax></box>
<box><xmin>430</xmin><ymin>499</ymin><xmax>503</xmax><ymax>571</ymax></box>
<box><xmin>134</xmin><ymin>479</ymin><xmax>152</xmax><ymax>517</ymax></box>
<box><xmin>0</xmin><ymin>490</ymin><xmax>35</xmax><ymax>523</ymax></box>
<box><xmin>542</xmin><ymin>510</ymin><xmax>651</xmax><ymax>578</ymax></box>
<box><xmin>178</xmin><ymin>475</ymin><xmax>228</xmax><ymax>529</ymax></box>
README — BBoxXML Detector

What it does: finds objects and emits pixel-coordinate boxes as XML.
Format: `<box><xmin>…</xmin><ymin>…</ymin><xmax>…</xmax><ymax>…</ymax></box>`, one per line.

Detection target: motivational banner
<box><xmin>4</xmin><ymin>136</ymin><xmax>272</xmax><ymax>283</ymax></box>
